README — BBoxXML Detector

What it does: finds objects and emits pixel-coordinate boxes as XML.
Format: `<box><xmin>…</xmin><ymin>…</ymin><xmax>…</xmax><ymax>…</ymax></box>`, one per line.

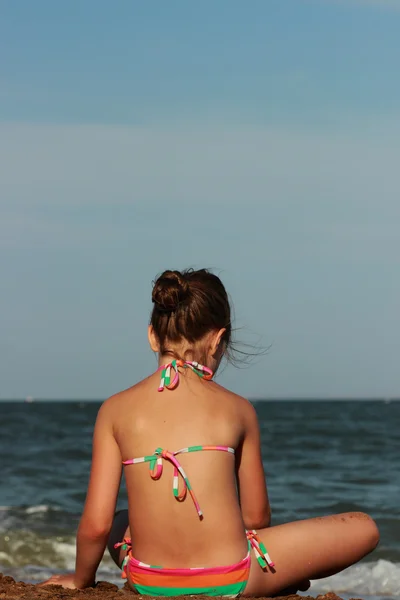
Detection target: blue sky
<box><xmin>1</xmin><ymin>0</ymin><xmax>400</xmax><ymax>399</ymax></box>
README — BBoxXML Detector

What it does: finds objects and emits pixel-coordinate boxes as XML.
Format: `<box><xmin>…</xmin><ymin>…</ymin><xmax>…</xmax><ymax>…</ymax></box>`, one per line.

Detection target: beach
<box><xmin>0</xmin><ymin>574</ymin><xmax>364</xmax><ymax>600</ymax></box>
<box><xmin>0</xmin><ymin>574</ymin><xmax>122</xmax><ymax>599</ymax></box>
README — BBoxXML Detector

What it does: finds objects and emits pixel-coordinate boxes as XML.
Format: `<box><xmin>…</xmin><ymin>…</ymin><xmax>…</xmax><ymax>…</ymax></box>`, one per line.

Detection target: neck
<box><xmin>158</xmin><ymin>354</ymin><xmax>206</xmax><ymax>368</ymax></box>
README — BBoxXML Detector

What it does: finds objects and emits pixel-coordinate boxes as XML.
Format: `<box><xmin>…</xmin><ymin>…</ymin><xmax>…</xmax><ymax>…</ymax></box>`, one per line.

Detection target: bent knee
<box><xmin>362</xmin><ymin>514</ymin><xmax>380</xmax><ymax>549</ymax></box>
<box><xmin>347</xmin><ymin>512</ymin><xmax>380</xmax><ymax>550</ymax></box>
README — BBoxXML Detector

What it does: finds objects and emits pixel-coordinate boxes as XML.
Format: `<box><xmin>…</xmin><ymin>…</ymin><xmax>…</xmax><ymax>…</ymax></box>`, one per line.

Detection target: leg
<box><xmin>244</xmin><ymin>512</ymin><xmax>379</xmax><ymax>597</ymax></box>
<box><xmin>107</xmin><ymin>509</ymin><xmax>130</xmax><ymax>568</ymax></box>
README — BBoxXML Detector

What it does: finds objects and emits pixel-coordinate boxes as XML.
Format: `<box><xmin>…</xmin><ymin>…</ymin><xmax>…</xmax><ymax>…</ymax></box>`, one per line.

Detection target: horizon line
<box><xmin>0</xmin><ymin>397</ymin><xmax>398</xmax><ymax>403</ymax></box>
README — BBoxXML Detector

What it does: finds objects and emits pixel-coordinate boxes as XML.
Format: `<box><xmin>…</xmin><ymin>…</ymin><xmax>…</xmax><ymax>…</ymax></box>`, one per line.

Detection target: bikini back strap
<box><xmin>158</xmin><ymin>359</ymin><xmax>213</xmax><ymax>391</ymax></box>
<box><xmin>122</xmin><ymin>445</ymin><xmax>235</xmax><ymax>518</ymax></box>
<box><xmin>174</xmin><ymin>445</ymin><xmax>235</xmax><ymax>456</ymax></box>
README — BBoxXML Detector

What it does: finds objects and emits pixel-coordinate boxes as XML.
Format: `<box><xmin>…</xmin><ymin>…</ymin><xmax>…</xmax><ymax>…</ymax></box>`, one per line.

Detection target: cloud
<box><xmin>1</xmin><ymin>119</ymin><xmax>400</xmax><ymax>398</ymax></box>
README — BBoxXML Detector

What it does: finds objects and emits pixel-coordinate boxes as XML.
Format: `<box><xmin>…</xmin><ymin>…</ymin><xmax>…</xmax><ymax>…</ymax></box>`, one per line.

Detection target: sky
<box><xmin>1</xmin><ymin>0</ymin><xmax>400</xmax><ymax>399</ymax></box>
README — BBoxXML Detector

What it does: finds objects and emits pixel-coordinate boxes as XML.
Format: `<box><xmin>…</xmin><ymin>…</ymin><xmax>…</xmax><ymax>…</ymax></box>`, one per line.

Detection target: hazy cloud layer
<box><xmin>1</xmin><ymin>119</ymin><xmax>400</xmax><ymax>398</ymax></box>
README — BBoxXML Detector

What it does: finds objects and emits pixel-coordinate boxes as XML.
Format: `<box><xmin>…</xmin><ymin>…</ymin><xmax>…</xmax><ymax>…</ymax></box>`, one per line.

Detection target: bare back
<box><xmin>111</xmin><ymin>369</ymin><xmax>250</xmax><ymax>567</ymax></box>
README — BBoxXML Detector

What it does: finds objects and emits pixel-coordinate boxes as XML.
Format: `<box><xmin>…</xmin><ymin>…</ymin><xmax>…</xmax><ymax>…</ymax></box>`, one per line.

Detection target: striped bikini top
<box><xmin>122</xmin><ymin>360</ymin><xmax>235</xmax><ymax>519</ymax></box>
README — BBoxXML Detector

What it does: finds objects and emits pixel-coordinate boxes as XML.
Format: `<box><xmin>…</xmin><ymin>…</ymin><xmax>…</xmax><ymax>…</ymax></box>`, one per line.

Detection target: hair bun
<box><xmin>152</xmin><ymin>270</ymin><xmax>190</xmax><ymax>312</ymax></box>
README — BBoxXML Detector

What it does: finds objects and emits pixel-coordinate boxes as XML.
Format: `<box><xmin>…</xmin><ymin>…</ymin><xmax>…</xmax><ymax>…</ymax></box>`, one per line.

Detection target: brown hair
<box><xmin>150</xmin><ymin>269</ymin><xmax>231</xmax><ymax>362</ymax></box>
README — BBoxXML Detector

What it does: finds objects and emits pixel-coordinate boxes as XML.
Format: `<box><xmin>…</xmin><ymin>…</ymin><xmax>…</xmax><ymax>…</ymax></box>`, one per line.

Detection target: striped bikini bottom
<box><xmin>115</xmin><ymin>530</ymin><xmax>274</xmax><ymax>598</ymax></box>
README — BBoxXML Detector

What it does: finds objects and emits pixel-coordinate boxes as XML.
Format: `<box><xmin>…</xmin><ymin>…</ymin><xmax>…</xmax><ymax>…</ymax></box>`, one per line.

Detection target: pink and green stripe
<box><xmin>116</xmin><ymin>533</ymin><xmax>274</xmax><ymax>597</ymax></box>
<box><xmin>125</xmin><ymin>545</ymin><xmax>251</xmax><ymax>597</ymax></box>
<box><xmin>247</xmin><ymin>530</ymin><xmax>275</xmax><ymax>569</ymax></box>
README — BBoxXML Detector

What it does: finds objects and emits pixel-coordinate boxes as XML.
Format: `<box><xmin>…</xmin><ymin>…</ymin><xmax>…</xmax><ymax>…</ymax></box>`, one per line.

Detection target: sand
<box><xmin>0</xmin><ymin>574</ymin><xmax>363</xmax><ymax>600</ymax></box>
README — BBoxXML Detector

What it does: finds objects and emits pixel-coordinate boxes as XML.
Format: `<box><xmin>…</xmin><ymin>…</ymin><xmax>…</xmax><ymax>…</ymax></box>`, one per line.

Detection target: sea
<box><xmin>0</xmin><ymin>399</ymin><xmax>398</xmax><ymax>599</ymax></box>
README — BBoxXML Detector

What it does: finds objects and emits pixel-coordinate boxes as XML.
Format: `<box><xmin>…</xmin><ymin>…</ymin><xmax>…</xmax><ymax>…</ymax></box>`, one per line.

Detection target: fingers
<box><xmin>37</xmin><ymin>577</ymin><xmax>58</xmax><ymax>587</ymax></box>
<box><xmin>298</xmin><ymin>579</ymin><xmax>311</xmax><ymax>591</ymax></box>
<box><xmin>273</xmin><ymin>579</ymin><xmax>311</xmax><ymax>596</ymax></box>
<box><xmin>37</xmin><ymin>575</ymin><xmax>69</xmax><ymax>588</ymax></box>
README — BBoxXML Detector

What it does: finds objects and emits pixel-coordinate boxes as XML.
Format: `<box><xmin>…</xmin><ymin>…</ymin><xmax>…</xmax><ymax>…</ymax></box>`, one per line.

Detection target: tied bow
<box><xmin>158</xmin><ymin>360</ymin><xmax>213</xmax><ymax>392</ymax></box>
<box><xmin>149</xmin><ymin>447</ymin><xmax>203</xmax><ymax>518</ymax></box>
<box><xmin>246</xmin><ymin>530</ymin><xmax>275</xmax><ymax>568</ymax></box>
<box><xmin>113</xmin><ymin>538</ymin><xmax>132</xmax><ymax>579</ymax></box>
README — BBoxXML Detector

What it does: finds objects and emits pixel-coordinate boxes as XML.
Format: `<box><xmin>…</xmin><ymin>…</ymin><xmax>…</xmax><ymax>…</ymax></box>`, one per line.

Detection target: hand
<box><xmin>38</xmin><ymin>574</ymin><xmax>78</xmax><ymax>589</ymax></box>
<box><xmin>279</xmin><ymin>579</ymin><xmax>311</xmax><ymax>595</ymax></box>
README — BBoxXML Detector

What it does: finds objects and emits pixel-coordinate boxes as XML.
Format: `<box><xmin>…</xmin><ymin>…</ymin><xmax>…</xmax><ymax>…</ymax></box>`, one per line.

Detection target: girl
<box><xmin>42</xmin><ymin>269</ymin><xmax>379</xmax><ymax>596</ymax></box>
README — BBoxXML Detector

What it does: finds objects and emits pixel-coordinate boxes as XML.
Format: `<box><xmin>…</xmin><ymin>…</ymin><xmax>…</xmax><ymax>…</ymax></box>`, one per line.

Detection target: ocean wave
<box><xmin>25</xmin><ymin>505</ymin><xmax>61</xmax><ymax>515</ymax></box>
<box><xmin>0</xmin><ymin>505</ymin><xmax>61</xmax><ymax>514</ymax></box>
<box><xmin>0</xmin><ymin>534</ymin><xmax>120</xmax><ymax>586</ymax></box>
<box><xmin>310</xmin><ymin>560</ymin><xmax>400</xmax><ymax>597</ymax></box>
<box><xmin>0</xmin><ymin>505</ymin><xmax>79</xmax><ymax>538</ymax></box>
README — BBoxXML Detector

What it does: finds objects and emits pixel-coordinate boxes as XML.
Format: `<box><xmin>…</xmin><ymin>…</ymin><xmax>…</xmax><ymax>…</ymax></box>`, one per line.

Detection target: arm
<box><xmin>74</xmin><ymin>398</ymin><xmax>122</xmax><ymax>588</ymax></box>
<box><xmin>236</xmin><ymin>401</ymin><xmax>271</xmax><ymax>530</ymax></box>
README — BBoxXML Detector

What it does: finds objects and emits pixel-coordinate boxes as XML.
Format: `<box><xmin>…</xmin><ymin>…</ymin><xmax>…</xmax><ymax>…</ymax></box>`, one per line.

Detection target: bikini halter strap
<box><xmin>158</xmin><ymin>359</ymin><xmax>213</xmax><ymax>392</ymax></box>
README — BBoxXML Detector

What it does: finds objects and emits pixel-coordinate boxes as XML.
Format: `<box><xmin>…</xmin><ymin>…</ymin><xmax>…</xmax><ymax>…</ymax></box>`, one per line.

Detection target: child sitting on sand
<box><xmin>41</xmin><ymin>268</ymin><xmax>379</xmax><ymax>596</ymax></box>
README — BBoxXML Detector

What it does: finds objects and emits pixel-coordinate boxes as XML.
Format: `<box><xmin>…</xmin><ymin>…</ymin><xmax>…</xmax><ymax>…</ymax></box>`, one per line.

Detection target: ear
<box><xmin>210</xmin><ymin>328</ymin><xmax>226</xmax><ymax>357</ymax></box>
<box><xmin>148</xmin><ymin>325</ymin><xmax>160</xmax><ymax>353</ymax></box>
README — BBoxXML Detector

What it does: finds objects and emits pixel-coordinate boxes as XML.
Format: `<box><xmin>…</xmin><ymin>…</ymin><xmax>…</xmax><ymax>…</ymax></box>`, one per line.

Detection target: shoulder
<box><xmin>210</xmin><ymin>381</ymin><xmax>257</xmax><ymax>419</ymax></box>
<box><xmin>99</xmin><ymin>375</ymin><xmax>155</xmax><ymax>417</ymax></box>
